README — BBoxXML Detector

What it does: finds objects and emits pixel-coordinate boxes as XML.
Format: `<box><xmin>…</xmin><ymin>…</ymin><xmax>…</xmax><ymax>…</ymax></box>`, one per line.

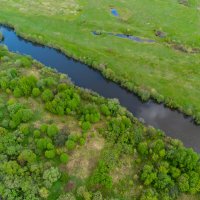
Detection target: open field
<box><xmin>0</xmin><ymin>0</ymin><xmax>200</xmax><ymax>121</ymax></box>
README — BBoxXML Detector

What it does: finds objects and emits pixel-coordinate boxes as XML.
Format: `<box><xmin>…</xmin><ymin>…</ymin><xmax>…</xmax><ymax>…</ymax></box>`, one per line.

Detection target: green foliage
<box><xmin>45</xmin><ymin>149</ymin><xmax>56</xmax><ymax>159</ymax></box>
<box><xmin>65</xmin><ymin>139</ymin><xmax>76</xmax><ymax>150</ymax></box>
<box><xmin>81</xmin><ymin>121</ymin><xmax>91</xmax><ymax>132</ymax></box>
<box><xmin>89</xmin><ymin>161</ymin><xmax>113</xmax><ymax>189</ymax></box>
<box><xmin>60</xmin><ymin>153</ymin><xmax>69</xmax><ymax>163</ymax></box>
<box><xmin>42</xmin><ymin>89</ymin><xmax>54</xmax><ymax>102</ymax></box>
<box><xmin>138</xmin><ymin>142</ymin><xmax>149</xmax><ymax>156</ymax></box>
<box><xmin>43</xmin><ymin>167</ymin><xmax>61</xmax><ymax>188</ymax></box>
<box><xmin>47</xmin><ymin>124</ymin><xmax>59</xmax><ymax>137</ymax></box>
<box><xmin>32</xmin><ymin>87</ymin><xmax>41</xmax><ymax>97</ymax></box>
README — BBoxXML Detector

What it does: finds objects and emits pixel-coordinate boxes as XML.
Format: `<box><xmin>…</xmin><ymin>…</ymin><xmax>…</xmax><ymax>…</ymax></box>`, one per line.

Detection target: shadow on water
<box><xmin>0</xmin><ymin>25</ymin><xmax>200</xmax><ymax>152</ymax></box>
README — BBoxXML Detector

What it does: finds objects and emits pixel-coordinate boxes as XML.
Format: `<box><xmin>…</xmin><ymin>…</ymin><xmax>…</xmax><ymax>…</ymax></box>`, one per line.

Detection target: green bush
<box><xmin>65</xmin><ymin>140</ymin><xmax>76</xmax><ymax>150</ymax></box>
<box><xmin>47</xmin><ymin>124</ymin><xmax>59</xmax><ymax>137</ymax></box>
<box><xmin>60</xmin><ymin>153</ymin><xmax>69</xmax><ymax>163</ymax></box>
<box><xmin>32</xmin><ymin>88</ymin><xmax>41</xmax><ymax>97</ymax></box>
<box><xmin>45</xmin><ymin>150</ymin><xmax>56</xmax><ymax>159</ymax></box>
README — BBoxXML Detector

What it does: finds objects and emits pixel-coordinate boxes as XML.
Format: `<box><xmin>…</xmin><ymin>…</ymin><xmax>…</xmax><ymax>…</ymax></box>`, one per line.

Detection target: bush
<box><xmin>33</xmin><ymin>130</ymin><xmax>41</xmax><ymax>138</ymax></box>
<box><xmin>47</xmin><ymin>124</ymin><xmax>59</xmax><ymax>137</ymax></box>
<box><xmin>45</xmin><ymin>150</ymin><xmax>56</xmax><ymax>159</ymax></box>
<box><xmin>32</xmin><ymin>88</ymin><xmax>41</xmax><ymax>97</ymax></box>
<box><xmin>60</xmin><ymin>153</ymin><xmax>69</xmax><ymax>163</ymax></box>
<box><xmin>81</xmin><ymin>121</ymin><xmax>91</xmax><ymax>132</ymax></box>
<box><xmin>41</xmin><ymin>89</ymin><xmax>54</xmax><ymax>102</ymax></box>
<box><xmin>40</xmin><ymin>124</ymin><xmax>48</xmax><ymax>133</ymax></box>
<box><xmin>65</xmin><ymin>140</ymin><xmax>76</xmax><ymax>150</ymax></box>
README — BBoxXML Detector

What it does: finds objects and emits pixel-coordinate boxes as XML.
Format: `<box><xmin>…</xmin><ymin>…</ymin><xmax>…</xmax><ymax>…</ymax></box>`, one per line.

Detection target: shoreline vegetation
<box><xmin>0</xmin><ymin>22</ymin><xmax>200</xmax><ymax>125</ymax></box>
<box><xmin>0</xmin><ymin>45</ymin><xmax>200</xmax><ymax>200</ymax></box>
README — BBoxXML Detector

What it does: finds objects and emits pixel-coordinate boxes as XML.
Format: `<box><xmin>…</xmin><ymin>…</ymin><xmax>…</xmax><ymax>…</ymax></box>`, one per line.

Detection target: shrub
<box><xmin>41</xmin><ymin>89</ymin><xmax>54</xmax><ymax>102</ymax></box>
<box><xmin>47</xmin><ymin>124</ymin><xmax>59</xmax><ymax>137</ymax></box>
<box><xmin>45</xmin><ymin>150</ymin><xmax>56</xmax><ymax>159</ymax></box>
<box><xmin>33</xmin><ymin>130</ymin><xmax>41</xmax><ymax>138</ymax></box>
<box><xmin>32</xmin><ymin>88</ymin><xmax>41</xmax><ymax>97</ymax></box>
<box><xmin>40</xmin><ymin>124</ymin><xmax>48</xmax><ymax>133</ymax></box>
<box><xmin>65</xmin><ymin>140</ymin><xmax>76</xmax><ymax>150</ymax></box>
<box><xmin>81</xmin><ymin>121</ymin><xmax>91</xmax><ymax>132</ymax></box>
<box><xmin>60</xmin><ymin>153</ymin><xmax>69</xmax><ymax>163</ymax></box>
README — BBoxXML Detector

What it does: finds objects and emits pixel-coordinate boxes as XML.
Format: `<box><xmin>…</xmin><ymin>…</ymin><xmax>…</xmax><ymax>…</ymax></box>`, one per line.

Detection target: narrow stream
<box><xmin>0</xmin><ymin>25</ymin><xmax>199</xmax><ymax>152</ymax></box>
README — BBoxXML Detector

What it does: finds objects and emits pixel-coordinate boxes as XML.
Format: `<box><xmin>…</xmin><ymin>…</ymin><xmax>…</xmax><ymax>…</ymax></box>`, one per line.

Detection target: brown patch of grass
<box><xmin>111</xmin><ymin>155</ymin><xmax>133</xmax><ymax>183</ymax></box>
<box><xmin>64</xmin><ymin>135</ymin><xmax>105</xmax><ymax>179</ymax></box>
<box><xmin>177</xmin><ymin>194</ymin><xmax>200</xmax><ymax>200</ymax></box>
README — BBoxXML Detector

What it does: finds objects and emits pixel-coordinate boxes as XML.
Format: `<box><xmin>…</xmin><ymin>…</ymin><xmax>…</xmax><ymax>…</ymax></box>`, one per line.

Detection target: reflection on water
<box><xmin>0</xmin><ymin>25</ymin><xmax>200</xmax><ymax>152</ymax></box>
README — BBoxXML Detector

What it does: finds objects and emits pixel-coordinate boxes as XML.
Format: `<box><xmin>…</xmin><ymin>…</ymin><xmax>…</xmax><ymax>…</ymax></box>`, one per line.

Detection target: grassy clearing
<box><xmin>0</xmin><ymin>0</ymin><xmax>200</xmax><ymax>121</ymax></box>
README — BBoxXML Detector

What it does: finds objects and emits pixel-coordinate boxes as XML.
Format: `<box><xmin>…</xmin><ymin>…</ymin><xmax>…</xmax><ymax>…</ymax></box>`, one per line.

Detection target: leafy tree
<box><xmin>89</xmin><ymin>161</ymin><xmax>113</xmax><ymax>189</ymax></box>
<box><xmin>42</xmin><ymin>89</ymin><xmax>54</xmax><ymax>102</ymax></box>
<box><xmin>65</xmin><ymin>140</ymin><xmax>76</xmax><ymax>150</ymax></box>
<box><xmin>81</xmin><ymin>121</ymin><xmax>91</xmax><ymax>132</ymax></box>
<box><xmin>57</xmin><ymin>193</ymin><xmax>76</xmax><ymax>200</ymax></box>
<box><xmin>60</xmin><ymin>153</ymin><xmax>69</xmax><ymax>163</ymax></box>
<box><xmin>45</xmin><ymin>150</ymin><xmax>56</xmax><ymax>159</ymax></box>
<box><xmin>178</xmin><ymin>173</ymin><xmax>190</xmax><ymax>192</ymax></box>
<box><xmin>141</xmin><ymin>165</ymin><xmax>157</xmax><ymax>185</ymax></box>
<box><xmin>43</xmin><ymin>167</ymin><xmax>61</xmax><ymax>188</ymax></box>
<box><xmin>32</xmin><ymin>87</ymin><xmax>41</xmax><ymax>97</ymax></box>
<box><xmin>138</xmin><ymin>142</ymin><xmax>148</xmax><ymax>156</ymax></box>
<box><xmin>47</xmin><ymin>124</ymin><xmax>59</xmax><ymax>137</ymax></box>
<box><xmin>39</xmin><ymin>187</ymin><xmax>49</xmax><ymax>199</ymax></box>
<box><xmin>18</xmin><ymin>149</ymin><xmax>36</xmax><ymax>164</ymax></box>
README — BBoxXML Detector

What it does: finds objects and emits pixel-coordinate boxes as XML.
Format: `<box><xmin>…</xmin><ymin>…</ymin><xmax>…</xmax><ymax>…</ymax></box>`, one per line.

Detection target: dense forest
<box><xmin>0</xmin><ymin>46</ymin><xmax>200</xmax><ymax>200</ymax></box>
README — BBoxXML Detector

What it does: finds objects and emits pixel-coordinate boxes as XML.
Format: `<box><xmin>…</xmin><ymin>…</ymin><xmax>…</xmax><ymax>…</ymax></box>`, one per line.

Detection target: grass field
<box><xmin>0</xmin><ymin>0</ymin><xmax>200</xmax><ymax>121</ymax></box>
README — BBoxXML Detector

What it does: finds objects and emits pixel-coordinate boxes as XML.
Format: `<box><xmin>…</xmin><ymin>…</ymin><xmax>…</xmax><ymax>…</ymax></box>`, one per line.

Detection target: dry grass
<box><xmin>177</xmin><ymin>194</ymin><xmax>200</xmax><ymax>200</ymax></box>
<box><xmin>1</xmin><ymin>0</ymin><xmax>81</xmax><ymax>17</ymax></box>
<box><xmin>64</xmin><ymin>135</ymin><xmax>105</xmax><ymax>179</ymax></box>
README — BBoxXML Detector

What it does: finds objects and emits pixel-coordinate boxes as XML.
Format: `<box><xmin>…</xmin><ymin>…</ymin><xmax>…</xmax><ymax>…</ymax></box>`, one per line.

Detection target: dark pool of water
<box><xmin>92</xmin><ymin>31</ymin><xmax>155</xmax><ymax>43</ymax></box>
<box><xmin>111</xmin><ymin>9</ymin><xmax>119</xmax><ymax>17</ymax></box>
<box><xmin>0</xmin><ymin>25</ymin><xmax>200</xmax><ymax>152</ymax></box>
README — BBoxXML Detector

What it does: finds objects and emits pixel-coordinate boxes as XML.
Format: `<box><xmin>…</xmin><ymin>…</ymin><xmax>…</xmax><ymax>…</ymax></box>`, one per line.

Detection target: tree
<box><xmin>57</xmin><ymin>193</ymin><xmax>76</xmax><ymax>200</ymax></box>
<box><xmin>41</xmin><ymin>89</ymin><xmax>54</xmax><ymax>102</ymax></box>
<box><xmin>60</xmin><ymin>153</ymin><xmax>69</xmax><ymax>163</ymax></box>
<box><xmin>32</xmin><ymin>88</ymin><xmax>41</xmax><ymax>97</ymax></box>
<box><xmin>138</xmin><ymin>142</ymin><xmax>148</xmax><ymax>156</ymax></box>
<box><xmin>45</xmin><ymin>150</ymin><xmax>56</xmax><ymax>159</ymax></box>
<box><xmin>43</xmin><ymin>167</ymin><xmax>61</xmax><ymax>188</ymax></box>
<box><xmin>141</xmin><ymin>165</ymin><xmax>157</xmax><ymax>185</ymax></box>
<box><xmin>178</xmin><ymin>173</ymin><xmax>190</xmax><ymax>192</ymax></box>
<box><xmin>39</xmin><ymin>187</ymin><xmax>49</xmax><ymax>199</ymax></box>
<box><xmin>81</xmin><ymin>121</ymin><xmax>91</xmax><ymax>132</ymax></box>
<box><xmin>89</xmin><ymin>161</ymin><xmax>113</xmax><ymax>189</ymax></box>
<box><xmin>65</xmin><ymin>140</ymin><xmax>76</xmax><ymax>150</ymax></box>
<box><xmin>47</xmin><ymin>124</ymin><xmax>59</xmax><ymax>137</ymax></box>
<box><xmin>18</xmin><ymin>149</ymin><xmax>36</xmax><ymax>164</ymax></box>
<box><xmin>140</xmin><ymin>189</ymin><xmax>158</xmax><ymax>200</ymax></box>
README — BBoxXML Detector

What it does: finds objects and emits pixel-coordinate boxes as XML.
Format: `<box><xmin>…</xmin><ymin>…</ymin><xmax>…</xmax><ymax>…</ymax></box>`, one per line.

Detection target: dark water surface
<box><xmin>92</xmin><ymin>31</ymin><xmax>155</xmax><ymax>43</ymax></box>
<box><xmin>111</xmin><ymin>9</ymin><xmax>119</xmax><ymax>17</ymax></box>
<box><xmin>0</xmin><ymin>25</ymin><xmax>200</xmax><ymax>152</ymax></box>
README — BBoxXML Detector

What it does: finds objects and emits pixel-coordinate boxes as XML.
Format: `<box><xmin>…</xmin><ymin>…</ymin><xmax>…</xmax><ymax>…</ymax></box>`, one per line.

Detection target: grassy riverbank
<box><xmin>1</xmin><ymin>46</ymin><xmax>200</xmax><ymax>199</ymax></box>
<box><xmin>0</xmin><ymin>0</ymin><xmax>200</xmax><ymax>122</ymax></box>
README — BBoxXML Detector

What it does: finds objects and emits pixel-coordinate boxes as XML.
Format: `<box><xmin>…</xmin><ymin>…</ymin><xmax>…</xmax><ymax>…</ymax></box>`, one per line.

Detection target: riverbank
<box><xmin>0</xmin><ymin>0</ymin><xmax>200</xmax><ymax>124</ymax></box>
